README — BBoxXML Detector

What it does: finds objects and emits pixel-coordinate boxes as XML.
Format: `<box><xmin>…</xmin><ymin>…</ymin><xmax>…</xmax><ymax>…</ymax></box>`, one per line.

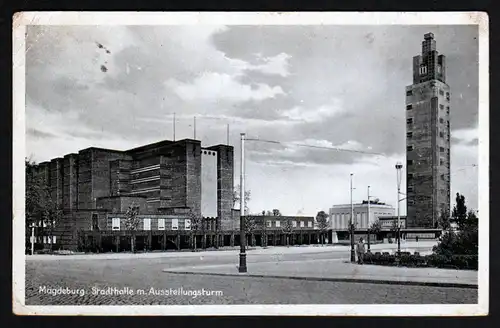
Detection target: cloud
<box><xmin>166</xmin><ymin>72</ymin><xmax>286</xmax><ymax>103</ymax></box>
<box><xmin>280</xmin><ymin>102</ymin><xmax>344</xmax><ymax>123</ymax></box>
<box><xmin>247</xmin><ymin>52</ymin><xmax>292</xmax><ymax>77</ymax></box>
<box><xmin>452</xmin><ymin>127</ymin><xmax>478</xmax><ymax>145</ymax></box>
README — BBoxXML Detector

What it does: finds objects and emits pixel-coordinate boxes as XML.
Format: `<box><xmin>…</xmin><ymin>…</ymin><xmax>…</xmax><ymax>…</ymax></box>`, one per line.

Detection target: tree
<box><xmin>124</xmin><ymin>203</ymin><xmax>140</xmax><ymax>252</ymax></box>
<box><xmin>281</xmin><ymin>218</ymin><xmax>294</xmax><ymax>246</ymax></box>
<box><xmin>452</xmin><ymin>192</ymin><xmax>467</xmax><ymax>230</ymax></box>
<box><xmin>389</xmin><ymin>219</ymin><xmax>399</xmax><ymax>243</ymax></box>
<box><xmin>26</xmin><ymin>159</ymin><xmax>42</xmax><ymax>227</ymax></box>
<box><xmin>233</xmin><ymin>185</ymin><xmax>251</xmax><ymax>214</ymax></box>
<box><xmin>315</xmin><ymin>211</ymin><xmax>329</xmax><ymax>246</ymax></box>
<box><xmin>367</xmin><ymin>220</ymin><xmax>382</xmax><ymax>251</ymax></box>
<box><xmin>258</xmin><ymin>217</ymin><xmax>269</xmax><ymax>247</ymax></box>
<box><xmin>187</xmin><ymin>210</ymin><xmax>203</xmax><ymax>251</ymax></box>
<box><xmin>433</xmin><ymin>194</ymin><xmax>478</xmax><ymax>256</ymax></box>
<box><xmin>437</xmin><ymin>208</ymin><xmax>451</xmax><ymax>230</ymax></box>
<box><xmin>243</xmin><ymin>216</ymin><xmax>258</xmax><ymax>248</ymax></box>
<box><xmin>272</xmin><ymin>209</ymin><xmax>282</xmax><ymax>216</ymax></box>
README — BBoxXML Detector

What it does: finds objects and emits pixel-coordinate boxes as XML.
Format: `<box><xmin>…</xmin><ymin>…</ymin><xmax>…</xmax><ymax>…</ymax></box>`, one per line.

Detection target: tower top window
<box><xmin>419</xmin><ymin>65</ymin><xmax>428</xmax><ymax>75</ymax></box>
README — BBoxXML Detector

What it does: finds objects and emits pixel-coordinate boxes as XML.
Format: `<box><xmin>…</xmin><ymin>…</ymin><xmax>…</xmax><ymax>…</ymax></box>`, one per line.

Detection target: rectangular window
<box><xmin>407</xmin><ymin>132</ymin><xmax>413</xmax><ymax>138</ymax></box>
<box><xmin>183</xmin><ymin>219</ymin><xmax>190</xmax><ymax>230</ymax></box>
<box><xmin>407</xmin><ymin>160</ymin><xmax>413</xmax><ymax>166</ymax></box>
<box><xmin>407</xmin><ymin>118</ymin><xmax>413</xmax><ymax>124</ymax></box>
<box><xmin>407</xmin><ymin>145</ymin><xmax>414</xmax><ymax>151</ymax></box>
<box><xmin>172</xmin><ymin>219</ymin><xmax>179</xmax><ymax>230</ymax></box>
<box><xmin>439</xmin><ymin>89</ymin><xmax>444</xmax><ymax>96</ymax></box>
<box><xmin>275</xmin><ymin>220</ymin><xmax>281</xmax><ymax>228</ymax></box>
<box><xmin>91</xmin><ymin>213</ymin><xmax>99</xmax><ymax>231</ymax></box>
<box><xmin>440</xmin><ymin>147</ymin><xmax>445</xmax><ymax>152</ymax></box>
<box><xmin>406</xmin><ymin>90</ymin><xmax>413</xmax><ymax>96</ymax></box>
<box><xmin>300</xmin><ymin>221</ymin><xmax>305</xmax><ymax>228</ymax></box>
<box><xmin>439</xmin><ymin>118</ymin><xmax>444</xmax><ymax>124</ymax></box>
<box><xmin>267</xmin><ymin>220</ymin><xmax>272</xmax><ymax>227</ymax></box>
<box><xmin>408</xmin><ymin>186</ymin><xmax>414</xmax><ymax>192</ymax></box>
<box><xmin>439</xmin><ymin>104</ymin><xmax>444</xmax><ymax>109</ymax></box>
<box><xmin>440</xmin><ymin>131</ymin><xmax>444</xmax><ymax>138</ymax></box>
<box><xmin>158</xmin><ymin>219</ymin><xmax>165</xmax><ymax>230</ymax></box>
<box><xmin>440</xmin><ymin>159</ymin><xmax>444</xmax><ymax>166</ymax></box>
<box><xmin>143</xmin><ymin>218</ymin><xmax>151</xmax><ymax>231</ymax></box>
<box><xmin>308</xmin><ymin>221</ymin><xmax>313</xmax><ymax>228</ymax></box>
<box><xmin>292</xmin><ymin>221</ymin><xmax>297</xmax><ymax>227</ymax></box>
<box><xmin>408</xmin><ymin>173</ymin><xmax>414</xmax><ymax>180</ymax></box>
<box><xmin>406</xmin><ymin>104</ymin><xmax>413</xmax><ymax>110</ymax></box>
<box><xmin>52</xmin><ymin>236</ymin><xmax>57</xmax><ymax>244</ymax></box>
<box><xmin>112</xmin><ymin>218</ymin><xmax>120</xmax><ymax>231</ymax></box>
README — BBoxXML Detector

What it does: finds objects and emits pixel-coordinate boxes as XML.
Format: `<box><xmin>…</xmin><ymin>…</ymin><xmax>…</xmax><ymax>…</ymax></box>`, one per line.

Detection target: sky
<box><xmin>25</xmin><ymin>24</ymin><xmax>479</xmax><ymax>216</ymax></box>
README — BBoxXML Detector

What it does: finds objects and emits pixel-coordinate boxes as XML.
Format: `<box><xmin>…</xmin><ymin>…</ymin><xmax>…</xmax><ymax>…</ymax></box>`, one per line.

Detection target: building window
<box><xmin>406</xmin><ymin>104</ymin><xmax>413</xmax><ymax>110</ymax></box>
<box><xmin>407</xmin><ymin>132</ymin><xmax>413</xmax><ymax>138</ymax></box>
<box><xmin>407</xmin><ymin>145</ymin><xmax>414</xmax><ymax>151</ymax></box>
<box><xmin>143</xmin><ymin>218</ymin><xmax>151</xmax><ymax>231</ymax></box>
<box><xmin>407</xmin><ymin>159</ymin><xmax>413</xmax><ymax>166</ymax></box>
<box><xmin>158</xmin><ymin>218</ymin><xmax>165</xmax><ymax>230</ymax></box>
<box><xmin>408</xmin><ymin>173</ymin><xmax>414</xmax><ymax>180</ymax></box>
<box><xmin>440</xmin><ymin>159</ymin><xmax>444</xmax><ymax>166</ymax></box>
<box><xmin>406</xmin><ymin>90</ymin><xmax>413</xmax><ymax>96</ymax></box>
<box><xmin>439</xmin><ymin>89</ymin><xmax>444</xmax><ymax>96</ymax></box>
<box><xmin>408</xmin><ymin>186</ymin><xmax>414</xmax><ymax>192</ymax></box>
<box><xmin>440</xmin><ymin>147</ymin><xmax>445</xmax><ymax>153</ymax></box>
<box><xmin>172</xmin><ymin>218</ymin><xmax>179</xmax><ymax>230</ymax></box>
<box><xmin>267</xmin><ymin>220</ymin><xmax>272</xmax><ymax>228</ymax></box>
<box><xmin>441</xmin><ymin>174</ymin><xmax>445</xmax><ymax>181</ymax></box>
<box><xmin>439</xmin><ymin>118</ymin><xmax>444</xmax><ymax>124</ymax></box>
<box><xmin>439</xmin><ymin>104</ymin><xmax>444</xmax><ymax>109</ymax></box>
<box><xmin>112</xmin><ymin>218</ymin><xmax>120</xmax><ymax>231</ymax></box>
<box><xmin>292</xmin><ymin>221</ymin><xmax>297</xmax><ymax>228</ymax></box>
<box><xmin>183</xmin><ymin>219</ymin><xmax>190</xmax><ymax>230</ymax></box>
<box><xmin>407</xmin><ymin>118</ymin><xmax>413</xmax><ymax>124</ymax></box>
<box><xmin>440</xmin><ymin>131</ymin><xmax>444</xmax><ymax>138</ymax></box>
<box><xmin>419</xmin><ymin>65</ymin><xmax>427</xmax><ymax>75</ymax></box>
<box><xmin>300</xmin><ymin>221</ymin><xmax>305</xmax><ymax>228</ymax></box>
<box><xmin>307</xmin><ymin>221</ymin><xmax>312</xmax><ymax>228</ymax></box>
<box><xmin>91</xmin><ymin>213</ymin><xmax>99</xmax><ymax>231</ymax></box>
<box><xmin>275</xmin><ymin>220</ymin><xmax>281</xmax><ymax>228</ymax></box>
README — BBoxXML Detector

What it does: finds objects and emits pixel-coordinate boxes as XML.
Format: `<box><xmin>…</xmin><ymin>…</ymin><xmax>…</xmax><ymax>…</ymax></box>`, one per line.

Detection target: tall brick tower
<box><xmin>405</xmin><ymin>33</ymin><xmax>451</xmax><ymax>228</ymax></box>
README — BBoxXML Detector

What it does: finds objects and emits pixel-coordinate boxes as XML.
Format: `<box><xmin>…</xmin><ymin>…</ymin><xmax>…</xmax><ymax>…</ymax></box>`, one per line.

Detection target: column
<box><xmin>115</xmin><ymin>235</ymin><xmax>120</xmax><ymax>253</ymax></box>
<box><xmin>176</xmin><ymin>233</ymin><xmax>181</xmax><ymax>250</ymax></box>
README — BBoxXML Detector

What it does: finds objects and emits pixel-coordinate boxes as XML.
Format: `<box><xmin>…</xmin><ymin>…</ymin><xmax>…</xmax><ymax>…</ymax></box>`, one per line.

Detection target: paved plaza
<box><xmin>25</xmin><ymin>243</ymin><xmax>477</xmax><ymax>305</ymax></box>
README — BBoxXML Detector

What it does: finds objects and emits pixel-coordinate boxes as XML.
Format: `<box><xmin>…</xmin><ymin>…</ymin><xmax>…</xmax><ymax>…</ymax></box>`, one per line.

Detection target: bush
<box><xmin>364</xmin><ymin>253</ymin><xmax>477</xmax><ymax>270</ymax></box>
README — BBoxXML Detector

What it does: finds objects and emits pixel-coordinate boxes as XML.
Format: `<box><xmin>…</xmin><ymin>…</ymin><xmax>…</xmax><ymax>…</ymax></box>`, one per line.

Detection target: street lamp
<box><xmin>350</xmin><ymin>173</ymin><xmax>356</xmax><ymax>262</ymax></box>
<box><xmin>395</xmin><ymin>162</ymin><xmax>403</xmax><ymax>256</ymax></box>
<box><xmin>239</xmin><ymin>133</ymin><xmax>247</xmax><ymax>273</ymax></box>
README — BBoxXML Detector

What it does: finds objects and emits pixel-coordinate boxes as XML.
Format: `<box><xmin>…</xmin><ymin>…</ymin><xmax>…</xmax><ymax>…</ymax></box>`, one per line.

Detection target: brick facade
<box><xmin>406</xmin><ymin>33</ymin><xmax>451</xmax><ymax>228</ymax></box>
<box><xmin>30</xmin><ymin>138</ymin><xmax>234</xmax><ymax>250</ymax></box>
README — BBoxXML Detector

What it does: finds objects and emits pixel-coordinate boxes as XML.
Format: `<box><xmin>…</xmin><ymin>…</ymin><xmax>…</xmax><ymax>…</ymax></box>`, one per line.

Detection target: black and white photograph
<box><xmin>13</xmin><ymin>12</ymin><xmax>488</xmax><ymax>315</ymax></box>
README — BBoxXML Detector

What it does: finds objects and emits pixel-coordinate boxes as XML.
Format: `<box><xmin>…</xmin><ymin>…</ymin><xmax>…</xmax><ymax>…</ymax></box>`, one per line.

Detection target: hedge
<box><xmin>363</xmin><ymin>252</ymin><xmax>478</xmax><ymax>270</ymax></box>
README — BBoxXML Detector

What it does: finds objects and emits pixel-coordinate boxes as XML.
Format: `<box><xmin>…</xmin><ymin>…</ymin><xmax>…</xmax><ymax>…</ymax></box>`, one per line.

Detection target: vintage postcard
<box><xmin>13</xmin><ymin>12</ymin><xmax>488</xmax><ymax>316</ymax></box>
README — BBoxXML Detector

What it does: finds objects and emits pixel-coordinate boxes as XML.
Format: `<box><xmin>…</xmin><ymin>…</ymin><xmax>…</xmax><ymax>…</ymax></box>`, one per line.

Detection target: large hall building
<box><xmin>30</xmin><ymin>138</ymin><xmax>234</xmax><ymax>250</ymax></box>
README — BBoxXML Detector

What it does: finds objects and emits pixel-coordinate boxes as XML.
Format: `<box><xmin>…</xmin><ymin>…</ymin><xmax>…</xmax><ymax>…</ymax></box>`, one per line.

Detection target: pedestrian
<box><xmin>356</xmin><ymin>237</ymin><xmax>366</xmax><ymax>264</ymax></box>
<box><xmin>416</xmin><ymin>235</ymin><xmax>419</xmax><ymax>243</ymax></box>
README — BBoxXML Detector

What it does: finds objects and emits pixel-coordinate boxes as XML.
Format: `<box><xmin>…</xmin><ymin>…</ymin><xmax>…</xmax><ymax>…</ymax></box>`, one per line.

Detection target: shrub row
<box><xmin>363</xmin><ymin>252</ymin><xmax>478</xmax><ymax>270</ymax></box>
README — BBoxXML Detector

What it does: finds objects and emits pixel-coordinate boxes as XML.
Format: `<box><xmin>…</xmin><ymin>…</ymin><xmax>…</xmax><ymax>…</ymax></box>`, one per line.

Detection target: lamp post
<box><xmin>395</xmin><ymin>162</ymin><xmax>403</xmax><ymax>256</ymax></box>
<box><xmin>350</xmin><ymin>173</ymin><xmax>355</xmax><ymax>262</ymax></box>
<box><xmin>239</xmin><ymin>133</ymin><xmax>247</xmax><ymax>273</ymax></box>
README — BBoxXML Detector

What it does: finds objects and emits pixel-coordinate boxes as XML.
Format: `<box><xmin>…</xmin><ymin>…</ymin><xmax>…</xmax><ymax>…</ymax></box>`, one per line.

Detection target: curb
<box><xmin>162</xmin><ymin>270</ymin><xmax>478</xmax><ymax>289</ymax></box>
